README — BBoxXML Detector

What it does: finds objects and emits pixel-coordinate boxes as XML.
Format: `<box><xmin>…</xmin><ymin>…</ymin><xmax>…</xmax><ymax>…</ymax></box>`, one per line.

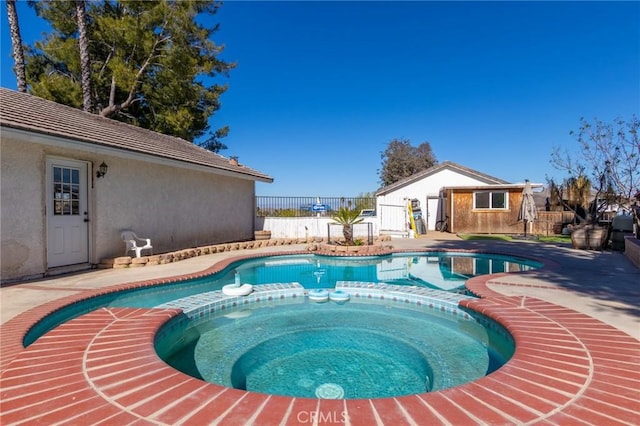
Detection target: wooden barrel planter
<box><xmin>571</xmin><ymin>226</ymin><xmax>608</xmax><ymax>250</ymax></box>
<box><xmin>254</xmin><ymin>230</ymin><xmax>272</xmax><ymax>240</ymax></box>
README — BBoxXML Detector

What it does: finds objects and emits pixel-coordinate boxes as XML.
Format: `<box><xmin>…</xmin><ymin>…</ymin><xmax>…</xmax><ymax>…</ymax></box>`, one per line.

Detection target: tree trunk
<box><xmin>75</xmin><ymin>0</ymin><xmax>92</xmax><ymax>112</ymax></box>
<box><xmin>6</xmin><ymin>0</ymin><xmax>27</xmax><ymax>92</ymax></box>
<box><xmin>343</xmin><ymin>224</ymin><xmax>354</xmax><ymax>245</ymax></box>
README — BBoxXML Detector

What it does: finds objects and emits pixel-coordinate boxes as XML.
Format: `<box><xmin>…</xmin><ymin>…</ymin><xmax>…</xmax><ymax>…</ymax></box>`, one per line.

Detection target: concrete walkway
<box><xmin>2</xmin><ymin>233</ymin><xmax>638</xmax><ymax>338</ymax></box>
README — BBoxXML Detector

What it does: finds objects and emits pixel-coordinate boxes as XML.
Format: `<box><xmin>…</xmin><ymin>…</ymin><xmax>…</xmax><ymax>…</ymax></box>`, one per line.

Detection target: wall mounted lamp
<box><xmin>96</xmin><ymin>162</ymin><xmax>108</xmax><ymax>178</ymax></box>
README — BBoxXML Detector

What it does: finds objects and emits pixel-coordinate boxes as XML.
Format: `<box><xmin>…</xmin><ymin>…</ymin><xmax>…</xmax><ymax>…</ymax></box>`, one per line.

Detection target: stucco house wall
<box><xmin>1</xmin><ymin>137</ymin><xmax>47</xmax><ymax>279</ymax></box>
<box><xmin>93</xmin><ymin>154</ymin><xmax>256</xmax><ymax>259</ymax></box>
<box><xmin>1</xmin><ymin>89</ymin><xmax>272</xmax><ymax>282</ymax></box>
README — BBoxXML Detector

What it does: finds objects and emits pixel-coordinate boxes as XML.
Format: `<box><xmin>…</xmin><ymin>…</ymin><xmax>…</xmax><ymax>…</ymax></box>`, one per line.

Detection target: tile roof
<box><xmin>375</xmin><ymin>161</ymin><xmax>509</xmax><ymax>195</ymax></box>
<box><xmin>0</xmin><ymin>88</ymin><xmax>272</xmax><ymax>182</ymax></box>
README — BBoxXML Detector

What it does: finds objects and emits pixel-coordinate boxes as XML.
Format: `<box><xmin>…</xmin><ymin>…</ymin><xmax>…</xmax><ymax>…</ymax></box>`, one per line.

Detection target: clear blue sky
<box><xmin>2</xmin><ymin>1</ymin><xmax>639</xmax><ymax>196</ymax></box>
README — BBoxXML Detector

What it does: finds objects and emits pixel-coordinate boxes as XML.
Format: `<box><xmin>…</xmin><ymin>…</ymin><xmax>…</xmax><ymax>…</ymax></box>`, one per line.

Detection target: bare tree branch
<box><xmin>550</xmin><ymin>116</ymin><xmax>640</xmax><ymax>219</ymax></box>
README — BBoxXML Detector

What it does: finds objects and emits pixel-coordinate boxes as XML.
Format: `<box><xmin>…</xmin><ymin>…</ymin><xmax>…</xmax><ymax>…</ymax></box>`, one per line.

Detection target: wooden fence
<box><xmin>531</xmin><ymin>211</ymin><xmax>577</xmax><ymax>236</ymax></box>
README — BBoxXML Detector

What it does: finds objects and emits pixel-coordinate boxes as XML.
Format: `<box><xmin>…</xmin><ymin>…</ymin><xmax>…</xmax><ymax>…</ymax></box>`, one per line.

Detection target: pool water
<box><xmin>108</xmin><ymin>252</ymin><xmax>540</xmax><ymax>307</ymax></box>
<box><xmin>234</xmin><ymin>253</ymin><xmax>537</xmax><ymax>291</ymax></box>
<box><xmin>24</xmin><ymin>252</ymin><xmax>538</xmax><ymax>350</ymax></box>
<box><xmin>162</xmin><ymin>298</ymin><xmax>513</xmax><ymax>399</ymax></box>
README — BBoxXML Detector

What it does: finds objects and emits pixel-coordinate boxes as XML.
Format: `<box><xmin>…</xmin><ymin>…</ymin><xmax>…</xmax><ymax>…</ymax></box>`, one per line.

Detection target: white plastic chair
<box><xmin>121</xmin><ymin>230</ymin><xmax>153</xmax><ymax>258</ymax></box>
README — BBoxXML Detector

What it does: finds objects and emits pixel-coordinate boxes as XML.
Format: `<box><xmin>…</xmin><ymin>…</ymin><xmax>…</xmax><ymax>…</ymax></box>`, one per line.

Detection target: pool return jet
<box><xmin>222</xmin><ymin>272</ymin><xmax>254</xmax><ymax>296</ymax></box>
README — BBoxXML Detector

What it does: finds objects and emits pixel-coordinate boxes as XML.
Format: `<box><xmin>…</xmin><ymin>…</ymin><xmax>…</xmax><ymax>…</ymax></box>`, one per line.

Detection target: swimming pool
<box><xmin>23</xmin><ymin>252</ymin><xmax>540</xmax><ymax>347</ymax></box>
<box><xmin>156</xmin><ymin>286</ymin><xmax>514</xmax><ymax>399</ymax></box>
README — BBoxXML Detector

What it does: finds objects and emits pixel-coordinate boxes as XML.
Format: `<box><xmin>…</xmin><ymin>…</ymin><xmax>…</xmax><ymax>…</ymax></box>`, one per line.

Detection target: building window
<box><xmin>473</xmin><ymin>191</ymin><xmax>508</xmax><ymax>209</ymax></box>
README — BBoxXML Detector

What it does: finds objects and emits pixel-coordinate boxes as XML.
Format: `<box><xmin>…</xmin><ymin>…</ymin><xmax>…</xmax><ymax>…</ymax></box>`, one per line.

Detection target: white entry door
<box><xmin>47</xmin><ymin>158</ymin><xmax>89</xmax><ymax>268</ymax></box>
<box><xmin>426</xmin><ymin>197</ymin><xmax>439</xmax><ymax>230</ymax></box>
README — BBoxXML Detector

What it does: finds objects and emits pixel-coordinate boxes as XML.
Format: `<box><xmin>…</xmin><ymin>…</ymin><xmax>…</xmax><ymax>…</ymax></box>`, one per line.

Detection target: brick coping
<box><xmin>1</xmin><ymin>249</ymin><xmax>639</xmax><ymax>424</ymax></box>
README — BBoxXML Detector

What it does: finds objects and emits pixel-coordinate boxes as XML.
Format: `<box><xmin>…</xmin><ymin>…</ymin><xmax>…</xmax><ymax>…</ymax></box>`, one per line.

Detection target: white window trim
<box><xmin>473</xmin><ymin>190</ymin><xmax>509</xmax><ymax>210</ymax></box>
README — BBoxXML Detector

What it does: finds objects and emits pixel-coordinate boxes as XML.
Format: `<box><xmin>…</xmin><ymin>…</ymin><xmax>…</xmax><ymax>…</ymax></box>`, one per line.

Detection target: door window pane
<box><xmin>52</xmin><ymin>166</ymin><xmax>81</xmax><ymax>216</ymax></box>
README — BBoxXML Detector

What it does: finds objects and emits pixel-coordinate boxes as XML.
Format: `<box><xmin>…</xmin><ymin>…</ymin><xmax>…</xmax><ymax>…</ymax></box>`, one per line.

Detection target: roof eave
<box><xmin>441</xmin><ymin>183</ymin><xmax>545</xmax><ymax>191</ymax></box>
<box><xmin>1</xmin><ymin>125</ymin><xmax>274</xmax><ymax>183</ymax></box>
<box><xmin>375</xmin><ymin>161</ymin><xmax>509</xmax><ymax>196</ymax></box>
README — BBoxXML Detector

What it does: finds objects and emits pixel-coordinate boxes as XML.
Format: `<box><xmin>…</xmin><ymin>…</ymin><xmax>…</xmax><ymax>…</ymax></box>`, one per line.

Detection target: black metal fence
<box><xmin>256</xmin><ymin>196</ymin><xmax>376</xmax><ymax>217</ymax></box>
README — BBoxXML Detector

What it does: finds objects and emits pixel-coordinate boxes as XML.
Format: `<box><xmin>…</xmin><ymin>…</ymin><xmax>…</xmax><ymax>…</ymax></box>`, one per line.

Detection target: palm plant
<box><xmin>6</xmin><ymin>0</ymin><xmax>26</xmax><ymax>92</ymax></box>
<box><xmin>331</xmin><ymin>207</ymin><xmax>364</xmax><ymax>245</ymax></box>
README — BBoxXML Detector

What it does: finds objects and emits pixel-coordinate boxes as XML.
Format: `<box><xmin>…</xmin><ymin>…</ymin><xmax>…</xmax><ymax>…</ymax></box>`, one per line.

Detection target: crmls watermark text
<box><xmin>296</xmin><ymin>410</ymin><xmax>348</xmax><ymax>424</ymax></box>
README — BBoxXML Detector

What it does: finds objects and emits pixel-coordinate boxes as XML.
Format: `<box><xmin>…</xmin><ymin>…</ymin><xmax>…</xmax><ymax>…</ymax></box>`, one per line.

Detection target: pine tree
<box><xmin>25</xmin><ymin>0</ymin><xmax>234</xmax><ymax>149</ymax></box>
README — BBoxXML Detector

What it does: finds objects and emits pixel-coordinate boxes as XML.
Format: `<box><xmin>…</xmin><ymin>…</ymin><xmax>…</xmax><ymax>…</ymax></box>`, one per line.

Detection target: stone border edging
<box><xmin>99</xmin><ymin>236</ymin><xmax>394</xmax><ymax>268</ymax></box>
